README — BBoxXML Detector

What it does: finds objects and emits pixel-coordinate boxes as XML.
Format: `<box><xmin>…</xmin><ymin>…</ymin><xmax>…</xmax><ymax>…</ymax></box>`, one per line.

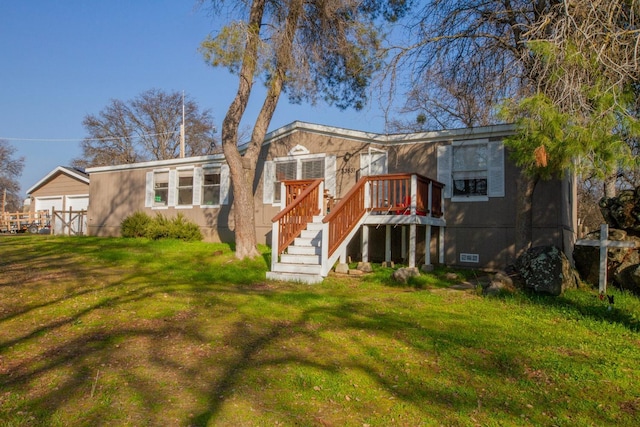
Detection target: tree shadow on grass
<box><xmin>1</xmin><ymin>238</ymin><xmax>638</xmax><ymax>426</ymax></box>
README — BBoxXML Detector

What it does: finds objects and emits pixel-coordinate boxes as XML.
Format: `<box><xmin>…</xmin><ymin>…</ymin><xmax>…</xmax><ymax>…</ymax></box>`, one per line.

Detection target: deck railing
<box><xmin>270</xmin><ymin>173</ymin><xmax>445</xmax><ymax>271</ymax></box>
<box><xmin>271</xmin><ymin>179</ymin><xmax>323</xmax><ymax>254</ymax></box>
<box><xmin>322</xmin><ymin>178</ymin><xmax>368</xmax><ymax>256</ymax></box>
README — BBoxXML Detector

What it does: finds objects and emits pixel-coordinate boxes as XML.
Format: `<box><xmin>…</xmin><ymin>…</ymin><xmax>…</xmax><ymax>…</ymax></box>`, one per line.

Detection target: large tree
<box><xmin>200</xmin><ymin>0</ymin><xmax>409</xmax><ymax>259</ymax></box>
<box><xmin>388</xmin><ymin>0</ymin><xmax>640</xmax><ymax>255</ymax></box>
<box><xmin>73</xmin><ymin>89</ymin><xmax>217</xmax><ymax>168</ymax></box>
<box><xmin>0</xmin><ymin>140</ymin><xmax>25</xmax><ymax>212</ymax></box>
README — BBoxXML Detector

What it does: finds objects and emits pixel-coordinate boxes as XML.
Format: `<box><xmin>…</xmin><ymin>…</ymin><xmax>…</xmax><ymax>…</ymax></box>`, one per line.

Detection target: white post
<box><xmin>438</xmin><ymin>226</ymin><xmax>445</xmax><ymax>264</ymax></box>
<box><xmin>410</xmin><ymin>174</ymin><xmax>417</xmax><ymax>215</ymax></box>
<box><xmin>598</xmin><ymin>224</ymin><xmax>608</xmax><ymax>294</ymax></box>
<box><xmin>362</xmin><ymin>225</ymin><xmax>369</xmax><ymax>262</ymax></box>
<box><xmin>425</xmin><ymin>225</ymin><xmax>432</xmax><ymax>266</ymax></box>
<box><xmin>409</xmin><ymin>223</ymin><xmax>416</xmax><ymax>268</ymax></box>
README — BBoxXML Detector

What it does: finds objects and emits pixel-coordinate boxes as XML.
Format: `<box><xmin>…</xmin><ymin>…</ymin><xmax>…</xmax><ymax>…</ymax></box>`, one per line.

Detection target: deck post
<box><xmin>362</xmin><ymin>225</ymin><xmax>369</xmax><ymax>262</ymax></box>
<box><xmin>438</xmin><ymin>226</ymin><xmax>445</xmax><ymax>263</ymax></box>
<box><xmin>401</xmin><ymin>227</ymin><xmax>407</xmax><ymax>260</ymax></box>
<box><xmin>385</xmin><ymin>225</ymin><xmax>391</xmax><ymax>262</ymax></box>
<box><xmin>410</xmin><ymin>174</ymin><xmax>417</xmax><ymax>215</ymax></box>
<box><xmin>409</xmin><ymin>223</ymin><xmax>416</xmax><ymax>268</ymax></box>
<box><xmin>424</xmin><ymin>225</ymin><xmax>432</xmax><ymax>266</ymax></box>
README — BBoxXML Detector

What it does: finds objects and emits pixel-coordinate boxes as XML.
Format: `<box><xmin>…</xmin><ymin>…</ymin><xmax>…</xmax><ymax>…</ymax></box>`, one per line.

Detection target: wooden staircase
<box><xmin>266</xmin><ymin>216</ymin><xmax>324</xmax><ymax>284</ymax></box>
<box><xmin>267</xmin><ymin>174</ymin><xmax>445</xmax><ymax>284</ymax></box>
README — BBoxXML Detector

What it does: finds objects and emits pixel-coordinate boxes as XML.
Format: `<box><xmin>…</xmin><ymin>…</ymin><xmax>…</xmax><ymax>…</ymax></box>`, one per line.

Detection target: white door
<box><xmin>35</xmin><ymin>196</ymin><xmax>64</xmax><ymax>234</ymax></box>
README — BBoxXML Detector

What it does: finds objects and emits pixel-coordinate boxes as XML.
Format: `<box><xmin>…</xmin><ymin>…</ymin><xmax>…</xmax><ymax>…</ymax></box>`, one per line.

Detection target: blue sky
<box><xmin>0</xmin><ymin>1</ymin><xmax>396</xmax><ymax>196</ymax></box>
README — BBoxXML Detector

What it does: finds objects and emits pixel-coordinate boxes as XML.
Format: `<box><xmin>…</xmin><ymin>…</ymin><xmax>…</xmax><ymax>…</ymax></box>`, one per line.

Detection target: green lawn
<box><xmin>1</xmin><ymin>235</ymin><xmax>639</xmax><ymax>426</ymax></box>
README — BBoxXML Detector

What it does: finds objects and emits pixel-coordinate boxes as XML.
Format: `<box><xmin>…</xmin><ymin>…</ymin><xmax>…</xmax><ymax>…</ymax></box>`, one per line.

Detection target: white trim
<box><xmin>86</xmin><ymin>153</ymin><xmax>225</xmax><ymax>174</ymax></box>
<box><xmin>452</xmin><ymin>196</ymin><xmax>489</xmax><ymax>203</ymax></box>
<box><xmin>261</xmin><ymin>121</ymin><xmax>515</xmax><ymax>148</ymax></box>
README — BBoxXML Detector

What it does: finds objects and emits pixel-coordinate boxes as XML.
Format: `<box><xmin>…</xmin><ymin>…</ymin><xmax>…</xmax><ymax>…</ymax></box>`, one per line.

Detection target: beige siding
<box><xmin>88</xmin><ymin>165</ymin><xmax>234</xmax><ymax>242</ymax></box>
<box><xmin>30</xmin><ymin>173</ymin><xmax>88</xmax><ymax>200</ymax></box>
<box><xmin>86</xmin><ymin>123</ymin><xmax>573</xmax><ymax>270</ymax></box>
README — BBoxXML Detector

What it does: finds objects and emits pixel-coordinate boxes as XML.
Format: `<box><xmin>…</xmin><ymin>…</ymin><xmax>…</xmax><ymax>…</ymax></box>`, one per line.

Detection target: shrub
<box><xmin>120</xmin><ymin>212</ymin><xmax>203</xmax><ymax>241</ymax></box>
<box><xmin>145</xmin><ymin>213</ymin><xmax>203</xmax><ymax>241</ymax></box>
<box><xmin>121</xmin><ymin>211</ymin><xmax>152</xmax><ymax>238</ymax></box>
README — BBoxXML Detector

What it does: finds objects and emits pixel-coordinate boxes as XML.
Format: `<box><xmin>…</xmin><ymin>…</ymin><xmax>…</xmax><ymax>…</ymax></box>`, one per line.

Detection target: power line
<box><xmin>0</xmin><ymin>131</ymin><xmax>179</xmax><ymax>143</ymax></box>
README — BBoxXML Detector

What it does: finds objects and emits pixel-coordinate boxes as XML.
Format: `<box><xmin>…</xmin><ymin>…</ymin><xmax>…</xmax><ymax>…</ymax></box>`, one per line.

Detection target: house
<box><xmin>26</xmin><ymin>166</ymin><xmax>90</xmax><ymax>234</ymax></box>
<box><xmin>86</xmin><ymin>121</ymin><xmax>577</xmax><ymax>282</ymax></box>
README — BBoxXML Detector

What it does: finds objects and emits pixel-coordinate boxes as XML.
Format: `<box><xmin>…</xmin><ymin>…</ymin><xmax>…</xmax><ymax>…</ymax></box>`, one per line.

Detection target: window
<box><xmin>177</xmin><ymin>170</ymin><xmax>194</xmax><ymax>206</ymax></box>
<box><xmin>264</xmin><ymin>152</ymin><xmax>336</xmax><ymax>205</ymax></box>
<box><xmin>437</xmin><ymin>140</ymin><xmax>504</xmax><ymax>200</ymax></box>
<box><xmin>154</xmin><ymin>171</ymin><xmax>169</xmax><ymax>206</ymax></box>
<box><xmin>274</xmin><ymin>161</ymin><xmax>296</xmax><ymax>203</ymax></box>
<box><xmin>202</xmin><ymin>167</ymin><xmax>221</xmax><ymax>206</ymax></box>
<box><xmin>301</xmin><ymin>158</ymin><xmax>325</xmax><ymax>179</ymax></box>
<box><xmin>452</xmin><ymin>144</ymin><xmax>487</xmax><ymax>197</ymax></box>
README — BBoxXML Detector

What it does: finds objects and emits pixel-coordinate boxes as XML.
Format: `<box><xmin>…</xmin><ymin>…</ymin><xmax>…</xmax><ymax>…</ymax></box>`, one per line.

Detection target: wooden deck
<box><xmin>269</xmin><ymin>174</ymin><xmax>446</xmax><ymax>281</ymax></box>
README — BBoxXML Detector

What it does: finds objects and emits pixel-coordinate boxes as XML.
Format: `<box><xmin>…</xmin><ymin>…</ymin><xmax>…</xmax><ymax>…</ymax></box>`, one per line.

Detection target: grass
<box><xmin>1</xmin><ymin>235</ymin><xmax>639</xmax><ymax>426</ymax></box>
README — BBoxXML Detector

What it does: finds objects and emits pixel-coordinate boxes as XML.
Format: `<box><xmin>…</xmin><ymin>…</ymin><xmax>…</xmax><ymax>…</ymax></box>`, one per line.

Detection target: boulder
<box><xmin>599</xmin><ymin>188</ymin><xmax>640</xmax><ymax>233</ymax></box>
<box><xmin>392</xmin><ymin>267</ymin><xmax>420</xmax><ymax>284</ymax></box>
<box><xmin>574</xmin><ymin>228</ymin><xmax>640</xmax><ymax>291</ymax></box>
<box><xmin>516</xmin><ymin>246</ymin><xmax>579</xmax><ymax>296</ymax></box>
<box><xmin>356</xmin><ymin>262</ymin><xmax>373</xmax><ymax>273</ymax></box>
<box><xmin>482</xmin><ymin>271</ymin><xmax>515</xmax><ymax>296</ymax></box>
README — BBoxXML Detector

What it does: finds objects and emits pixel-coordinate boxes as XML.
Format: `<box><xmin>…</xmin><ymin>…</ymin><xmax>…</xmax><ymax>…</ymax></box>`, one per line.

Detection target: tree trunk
<box><xmin>220</xmin><ymin>0</ymin><xmax>301</xmax><ymax>260</ymax></box>
<box><xmin>604</xmin><ymin>174</ymin><xmax>617</xmax><ymax>198</ymax></box>
<box><xmin>515</xmin><ymin>172</ymin><xmax>539</xmax><ymax>260</ymax></box>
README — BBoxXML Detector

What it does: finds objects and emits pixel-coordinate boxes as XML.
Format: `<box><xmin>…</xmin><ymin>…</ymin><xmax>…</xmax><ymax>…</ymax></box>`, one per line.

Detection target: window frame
<box><xmin>201</xmin><ymin>165</ymin><xmax>222</xmax><ymax>208</ymax></box>
<box><xmin>437</xmin><ymin>139</ymin><xmax>504</xmax><ymax>202</ymax></box>
<box><xmin>175</xmin><ymin>167</ymin><xmax>195</xmax><ymax>208</ymax></box>
<box><xmin>265</xmin><ymin>152</ymin><xmax>334</xmax><ymax>207</ymax></box>
<box><xmin>152</xmin><ymin>169</ymin><xmax>170</xmax><ymax>209</ymax></box>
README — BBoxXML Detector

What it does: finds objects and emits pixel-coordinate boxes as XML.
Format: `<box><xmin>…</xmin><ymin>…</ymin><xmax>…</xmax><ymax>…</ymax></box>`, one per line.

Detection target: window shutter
<box><xmin>437</xmin><ymin>145</ymin><xmax>452</xmax><ymax>199</ymax></box>
<box><xmin>263</xmin><ymin>160</ymin><xmax>275</xmax><ymax>204</ymax></box>
<box><xmin>487</xmin><ymin>141</ymin><xmax>505</xmax><ymax>197</ymax></box>
<box><xmin>193</xmin><ymin>167</ymin><xmax>203</xmax><ymax>206</ymax></box>
<box><xmin>220</xmin><ymin>164</ymin><xmax>230</xmax><ymax>205</ymax></box>
<box><xmin>167</xmin><ymin>169</ymin><xmax>177</xmax><ymax>206</ymax></box>
<box><xmin>324</xmin><ymin>155</ymin><xmax>336</xmax><ymax>196</ymax></box>
<box><xmin>145</xmin><ymin>171</ymin><xmax>154</xmax><ymax>207</ymax></box>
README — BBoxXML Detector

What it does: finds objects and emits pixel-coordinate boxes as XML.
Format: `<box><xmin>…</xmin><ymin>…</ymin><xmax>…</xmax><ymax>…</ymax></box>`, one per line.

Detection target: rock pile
<box><xmin>573</xmin><ymin>186</ymin><xmax>640</xmax><ymax>294</ymax></box>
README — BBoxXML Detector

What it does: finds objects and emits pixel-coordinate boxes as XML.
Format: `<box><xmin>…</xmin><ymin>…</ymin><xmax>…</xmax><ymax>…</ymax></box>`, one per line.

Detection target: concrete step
<box><xmin>266</xmin><ymin>271</ymin><xmax>324</xmax><ymax>284</ymax></box>
<box><xmin>271</xmin><ymin>262</ymin><xmax>322</xmax><ymax>275</ymax></box>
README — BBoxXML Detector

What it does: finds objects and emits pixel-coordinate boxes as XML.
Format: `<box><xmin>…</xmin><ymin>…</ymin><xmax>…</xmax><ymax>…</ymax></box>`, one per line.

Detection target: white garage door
<box><xmin>34</xmin><ymin>196</ymin><xmax>63</xmax><ymax>214</ymax></box>
<box><xmin>65</xmin><ymin>195</ymin><xmax>89</xmax><ymax>211</ymax></box>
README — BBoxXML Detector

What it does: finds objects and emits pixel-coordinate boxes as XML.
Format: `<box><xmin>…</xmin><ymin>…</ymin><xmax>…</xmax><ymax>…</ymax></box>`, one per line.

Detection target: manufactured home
<box><xmin>86</xmin><ymin>121</ymin><xmax>576</xmax><ymax>282</ymax></box>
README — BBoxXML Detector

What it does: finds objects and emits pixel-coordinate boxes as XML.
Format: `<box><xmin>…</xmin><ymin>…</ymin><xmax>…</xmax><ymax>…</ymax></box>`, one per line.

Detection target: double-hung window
<box><xmin>177</xmin><ymin>170</ymin><xmax>194</xmax><ymax>206</ymax></box>
<box><xmin>153</xmin><ymin>171</ymin><xmax>169</xmax><ymax>207</ymax></box>
<box><xmin>264</xmin><ymin>149</ymin><xmax>336</xmax><ymax>206</ymax></box>
<box><xmin>452</xmin><ymin>144</ymin><xmax>488</xmax><ymax>197</ymax></box>
<box><xmin>202</xmin><ymin>167</ymin><xmax>221</xmax><ymax>206</ymax></box>
<box><xmin>274</xmin><ymin>161</ymin><xmax>297</xmax><ymax>204</ymax></box>
<box><xmin>437</xmin><ymin>139</ymin><xmax>504</xmax><ymax>201</ymax></box>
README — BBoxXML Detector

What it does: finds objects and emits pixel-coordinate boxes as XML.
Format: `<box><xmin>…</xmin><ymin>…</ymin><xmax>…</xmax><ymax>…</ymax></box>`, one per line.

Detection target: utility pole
<box><xmin>180</xmin><ymin>91</ymin><xmax>186</xmax><ymax>158</ymax></box>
